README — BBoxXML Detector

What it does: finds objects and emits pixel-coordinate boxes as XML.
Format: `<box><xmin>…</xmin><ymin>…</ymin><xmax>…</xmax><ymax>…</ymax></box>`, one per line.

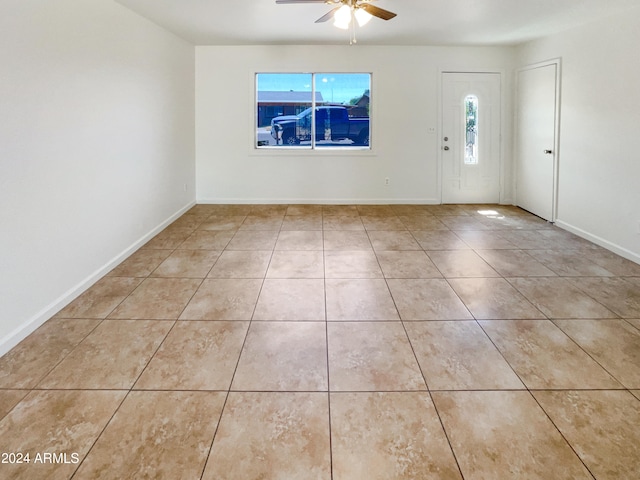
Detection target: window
<box><xmin>464</xmin><ymin>95</ymin><xmax>478</xmax><ymax>165</ymax></box>
<box><xmin>256</xmin><ymin>73</ymin><xmax>371</xmax><ymax>149</ymax></box>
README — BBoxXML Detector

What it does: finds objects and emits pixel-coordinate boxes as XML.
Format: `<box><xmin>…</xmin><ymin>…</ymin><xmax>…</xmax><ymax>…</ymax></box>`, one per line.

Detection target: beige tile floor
<box><xmin>1</xmin><ymin>204</ymin><xmax>640</xmax><ymax>479</ymax></box>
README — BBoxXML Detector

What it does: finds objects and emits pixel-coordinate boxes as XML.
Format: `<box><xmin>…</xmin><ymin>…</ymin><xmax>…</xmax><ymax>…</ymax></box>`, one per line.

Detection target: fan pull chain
<box><xmin>350</xmin><ymin>9</ymin><xmax>357</xmax><ymax>44</ymax></box>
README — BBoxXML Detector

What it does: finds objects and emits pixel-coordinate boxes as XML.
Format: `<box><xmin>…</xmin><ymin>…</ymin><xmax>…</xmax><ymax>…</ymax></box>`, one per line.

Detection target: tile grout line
<box><xmin>527</xmin><ymin>391</ymin><xmax>598</xmax><ymax>480</ymax></box>
<box><xmin>197</xmin><ymin>212</ymin><xmax>277</xmax><ymax>480</ymax></box>
<box><xmin>27</xmin><ymin>319</ymin><xmax>105</xmax><ymax>393</ymax></box>
<box><xmin>372</xmin><ymin>209</ymin><xmax>468</xmax><ymax>480</ymax></box>
<box><xmin>68</xmin><ymin>236</ymin><xmax>210</xmax><ymax>476</ymax></box>
<box><xmin>68</xmin><ymin>388</ymin><xmax>130</xmax><ymax>479</ymax></box>
<box><xmin>391</xmin><ymin>281</ymin><xmax>467</xmax><ymax>477</ymax></box>
<box><xmin>549</xmin><ymin>318</ymin><xmax>632</xmax><ymax>390</ymax></box>
<box><xmin>322</xmin><ymin>220</ymin><xmax>335</xmax><ymax>480</ymax></box>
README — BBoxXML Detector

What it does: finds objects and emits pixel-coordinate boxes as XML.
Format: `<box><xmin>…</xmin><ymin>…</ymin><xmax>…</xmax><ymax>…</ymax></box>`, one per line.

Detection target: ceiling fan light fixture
<box><xmin>354</xmin><ymin>7</ymin><xmax>372</xmax><ymax>27</ymax></box>
<box><xmin>276</xmin><ymin>0</ymin><xmax>397</xmax><ymax>44</ymax></box>
<box><xmin>333</xmin><ymin>4</ymin><xmax>351</xmax><ymax>29</ymax></box>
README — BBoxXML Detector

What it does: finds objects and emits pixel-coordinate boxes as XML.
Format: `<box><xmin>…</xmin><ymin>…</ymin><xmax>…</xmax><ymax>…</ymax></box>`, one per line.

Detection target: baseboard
<box><xmin>197</xmin><ymin>197</ymin><xmax>442</xmax><ymax>205</ymax></box>
<box><xmin>0</xmin><ymin>201</ymin><xmax>196</xmax><ymax>358</ymax></box>
<box><xmin>555</xmin><ymin>219</ymin><xmax>640</xmax><ymax>265</ymax></box>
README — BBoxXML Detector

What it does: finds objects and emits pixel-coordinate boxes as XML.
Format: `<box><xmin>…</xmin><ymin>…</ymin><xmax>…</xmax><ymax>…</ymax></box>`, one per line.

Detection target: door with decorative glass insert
<box><xmin>441</xmin><ymin>72</ymin><xmax>501</xmax><ymax>203</ymax></box>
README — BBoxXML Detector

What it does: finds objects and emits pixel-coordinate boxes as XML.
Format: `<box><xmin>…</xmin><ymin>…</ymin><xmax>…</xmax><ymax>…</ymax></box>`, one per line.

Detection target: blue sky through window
<box><xmin>257</xmin><ymin>73</ymin><xmax>370</xmax><ymax>104</ymax></box>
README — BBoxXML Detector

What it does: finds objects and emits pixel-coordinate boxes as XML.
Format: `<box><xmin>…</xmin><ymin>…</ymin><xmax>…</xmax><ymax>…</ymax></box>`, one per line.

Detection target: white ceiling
<box><xmin>115</xmin><ymin>0</ymin><xmax>639</xmax><ymax>46</ymax></box>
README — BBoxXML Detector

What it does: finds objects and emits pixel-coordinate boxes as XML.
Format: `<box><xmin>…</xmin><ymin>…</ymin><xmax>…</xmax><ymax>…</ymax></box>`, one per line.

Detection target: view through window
<box><xmin>256</xmin><ymin>73</ymin><xmax>371</xmax><ymax>149</ymax></box>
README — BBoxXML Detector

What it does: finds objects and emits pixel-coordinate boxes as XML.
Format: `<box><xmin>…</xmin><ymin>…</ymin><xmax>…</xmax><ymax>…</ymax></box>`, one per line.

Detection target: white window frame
<box><xmin>254</xmin><ymin>72</ymin><xmax>372</xmax><ymax>152</ymax></box>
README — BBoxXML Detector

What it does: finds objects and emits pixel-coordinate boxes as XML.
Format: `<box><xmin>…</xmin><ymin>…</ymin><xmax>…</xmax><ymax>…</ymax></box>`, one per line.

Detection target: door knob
<box><xmin>544</xmin><ymin>149</ymin><xmax>553</xmax><ymax>154</ymax></box>
<box><xmin>443</xmin><ymin>146</ymin><xmax>450</xmax><ymax>151</ymax></box>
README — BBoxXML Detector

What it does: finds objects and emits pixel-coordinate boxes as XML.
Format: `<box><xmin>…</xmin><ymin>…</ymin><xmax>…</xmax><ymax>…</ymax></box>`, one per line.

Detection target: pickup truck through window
<box><xmin>271</xmin><ymin>106</ymin><xmax>369</xmax><ymax>146</ymax></box>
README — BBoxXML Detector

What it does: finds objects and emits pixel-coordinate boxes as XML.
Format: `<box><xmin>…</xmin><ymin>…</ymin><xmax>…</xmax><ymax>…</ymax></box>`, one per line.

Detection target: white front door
<box><xmin>516</xmin><ymin>62</ymin><xmax>559</xmax><ymax>222</ymax></box>
<box><xmin>441</xmin><ymin>72</ymin><xmax>501</xmax><ymax>204</ymax></box>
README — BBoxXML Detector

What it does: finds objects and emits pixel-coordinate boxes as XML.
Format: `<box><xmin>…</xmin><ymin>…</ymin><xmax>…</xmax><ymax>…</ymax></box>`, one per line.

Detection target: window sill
<box><xmin>250</xmin><ymin>146</ymin><xmax>376</xmax><ymax>157</ymax></box>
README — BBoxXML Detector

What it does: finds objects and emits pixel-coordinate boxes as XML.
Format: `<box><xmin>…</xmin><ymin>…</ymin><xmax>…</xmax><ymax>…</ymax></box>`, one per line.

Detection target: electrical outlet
<box><xmin>427</xmin><ymin>127</ymin><xmax>436</xmax><ymax>134</ymax></box>
<box><xmin>183</xmin><ymin>183</ymin><xmax>188</xmax><ymax>192</ymax></box>
<box><xmin>384</xmin><ymin>178</ymin><xmax>390</xmax><ymax>186</ymax></box>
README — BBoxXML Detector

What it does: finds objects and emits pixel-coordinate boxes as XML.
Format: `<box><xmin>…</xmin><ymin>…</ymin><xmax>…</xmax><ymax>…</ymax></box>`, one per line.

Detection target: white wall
<box><xmin>0</xmin><ymin>0</ymin><xmax>196</xmax><ymax>354</ymax></box>
<box><xmin>196</xmin><ymin>45</ymin><xmax>516</xmax><ymax>204</ymax></box>
<box><xmin>516</xmin><ymin>7</ymin><xmax>640</xmax><ymax>262</ymax></box>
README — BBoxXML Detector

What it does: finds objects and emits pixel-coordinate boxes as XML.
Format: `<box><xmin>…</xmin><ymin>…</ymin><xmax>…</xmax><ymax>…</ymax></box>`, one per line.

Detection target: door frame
<box><xmin>438</xmin><ymin>69</ymin><xmax>506</xmax><ymax>205</ymax></box>
<box><xmin>515</xmin><ymin>58</ymin><xmax>562</xmax><ymax>222</ymax></box>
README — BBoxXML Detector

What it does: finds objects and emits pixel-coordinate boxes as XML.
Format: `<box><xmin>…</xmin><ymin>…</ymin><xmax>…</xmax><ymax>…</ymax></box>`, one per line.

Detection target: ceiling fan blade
<box><xmin>315</xmin><ymin>5</ymin><xmax>342</xmax><ymax>23</ymax></box>
<box><xmin>276</xmin><ymin>0</ymin><xmax>328</xmax><ymax>4</ymax></box>
<box><xmin>359</xmin><ymin>3</ymin><xmax>397</xmax><ymax>20</ymax></box>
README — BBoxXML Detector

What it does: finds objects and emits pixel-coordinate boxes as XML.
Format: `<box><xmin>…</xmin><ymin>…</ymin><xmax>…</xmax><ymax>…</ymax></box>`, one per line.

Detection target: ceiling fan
<box><xmin>276</xmin><ymin>0</ymin><xmax>397</xmax><ymax>43</ymax></box>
